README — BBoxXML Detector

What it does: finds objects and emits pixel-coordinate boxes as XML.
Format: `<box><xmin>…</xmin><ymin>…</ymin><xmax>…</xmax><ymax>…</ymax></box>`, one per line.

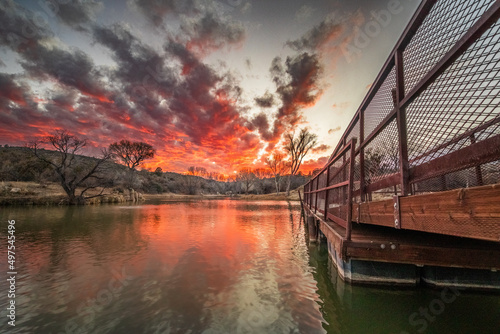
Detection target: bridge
<box><xmin>301</xmin><ymin>0</ymin><xmax>500</xmax><ymax>289</ymax></box>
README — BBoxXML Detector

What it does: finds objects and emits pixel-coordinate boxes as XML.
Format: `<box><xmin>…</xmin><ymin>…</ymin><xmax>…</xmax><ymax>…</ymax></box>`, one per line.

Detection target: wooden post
<box><xmin>298</xmin><ymin>189</ymin><xmax>305</xmax><ymax>217</ymax></box>
<box><xmin>307</xmin><ymin>215</ymin><xmax>317</xmax><ymax>243</ymax></box>
<box><xmin>395</xmin><ymin>49</ymin><xmax>410</xmax><ymax>196</ymax></box>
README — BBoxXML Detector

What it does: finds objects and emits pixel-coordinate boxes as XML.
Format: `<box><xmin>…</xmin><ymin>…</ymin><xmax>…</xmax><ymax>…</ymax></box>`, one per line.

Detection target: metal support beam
<box><xmin>395</xmin><ymin>49</ymin><xmax>410</xmax><ymax>196</ymax></box>
<box><xmin>359</xmin><ymin>110</ymin><xmax>366</xmax><ymax>202</ymax></box>
<box><xmin>470</xmin><ymin>134</ymin><xmax>484</xmax><ymax>186</ymax></box>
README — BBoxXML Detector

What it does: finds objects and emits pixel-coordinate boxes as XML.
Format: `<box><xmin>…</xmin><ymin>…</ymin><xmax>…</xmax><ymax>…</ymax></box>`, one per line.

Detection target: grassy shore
<box><xmin>0</xmin><ymin>181</ymin><xmax>302</xmax><ymax>205</ymax></box>
<box><xmin>143</xmin><ymin>190</ymin><xmax>300</xmax><ymax>202</ymax></box>
<box><xmin>0</xmin><ymin>181</ymin><xmax>126</xmax><ymax>206</ymax></box>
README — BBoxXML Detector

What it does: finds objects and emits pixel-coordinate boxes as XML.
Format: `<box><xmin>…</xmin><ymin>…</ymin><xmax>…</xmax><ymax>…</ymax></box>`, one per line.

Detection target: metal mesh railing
<box><xmin>303</xmin><ymin>0</ymin><xmax>500</xmax><ymax>236</ymax></box>
<box><xmin>363</xmin><ymin>66</ymin><xmax>397</xmax><ymax>139</ymax></box>
<box><xmin>403</xmin><ymin>0</ymin><xmax>496</xmax><ymax>94</ymax></box>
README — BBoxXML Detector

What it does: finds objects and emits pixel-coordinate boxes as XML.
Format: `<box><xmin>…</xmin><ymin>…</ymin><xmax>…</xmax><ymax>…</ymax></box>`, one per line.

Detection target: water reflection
<box><xmin>0</xmin><ymin>200</ymin><xmax>325</xmax><ymax>333</ymax></box>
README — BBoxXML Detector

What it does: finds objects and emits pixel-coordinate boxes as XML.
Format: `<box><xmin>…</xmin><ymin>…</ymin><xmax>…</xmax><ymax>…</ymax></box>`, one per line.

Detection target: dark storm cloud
<box><xmin>128</xmin><ymin>0</ymin><xmax>198</xmax><ymax>26</ymax></box>
<box><xmin>0</xmin><ymin>1</ymin><xmax>108</xmax><ymax>101</ymax></box>
<box><xmin>49</xmin><ymin>88</ymin><xmax>79</xmax><ymax>110</ymax></box>
<box><xmin>180</xmin><ymin>11</ymin><xmax>245</xmax><ymax>52</ymax></box>
<box><xmin>0</xmin><ymin>73</ymin><xmax>27</xmax><ymax>106</ymax></box>
<box><xmin>164</xmin><ymin>40</ymin><xmax>253</xmax><ymax>147</ymax></box>
<box><xmin>0</xmin><ymin>0</ymin><xmax>53</xmax><ymax>51</ymax></box>
<box><xmin>286</xmin><ymin>14</ymin><xmax>344</xmax><ymax>51</ymax></box>
<box><xmin>92</xmin><ymin>23</ymin><xmax>176</xmax><ymax>94</ymax></box>
<box><xmin>249</xmin><ymin>112</ymin><xmax>273</xmax><ymax>141</ymax></box>
<box><xmin>21</xmin><ymin>45</ymin><xmax>108</xmax><ymax>101</ymax></box>
<box><xmin>45</xmin><ymin>0</ymin><xmax>103</xmax><ymax>31</ymax></box>
<box><xmin>254</xmin><ymin>91</ymin><xmax>274</xmax><ymax>108</ymax></box>
<box><xmin>130</xmin><ymin>0</ymin><xmax>245</xmax><ymax>53</ymax></box>
<box><xmin>270</xmin><ymin>52</ymin><xmax>323</xmax><ymax>140</ymax></box>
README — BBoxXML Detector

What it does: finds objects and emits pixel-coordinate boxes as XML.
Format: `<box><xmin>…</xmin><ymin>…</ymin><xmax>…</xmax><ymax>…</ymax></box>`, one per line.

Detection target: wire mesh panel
<box><xmin>363</xmin><ymin>120</ymin><xmax>399</xmax><ymax>184</ymax></box>
<box><xmin>325</xmin><ymin>149</ymin><xmax>351</xmax><ymax>222</ymax></box>
<box><xmin>352</xmin><ymin>153</ymin><xmax>362</xmax><ymax>203</ymax></box>
<box><xmin>363</xmin><ymin>66</ymin><xmax>397</xmax><ymax>139</ymax></box>
<box><xmin>317</xmin><ymin>169</ymin><xmax>328</xmax><ymax>213</ymax></box>
<box><xmin>403</xmin><ymin>0</ymin><xmax>496</xmax><ymax>94</ymax></box>
<box><xmin>407</xmin><ymin>19</ymin><xmax>500</xmax><ymax>175</ymax></box>
<box><xmin>326</xmin><ymin>185</ymin><xmax>350</xmax><ymax>222</ymax></box>
<box><xmin>345</xmin><ymin>119</ymin><xmax>360</xmax><ymax>150</ymax></box>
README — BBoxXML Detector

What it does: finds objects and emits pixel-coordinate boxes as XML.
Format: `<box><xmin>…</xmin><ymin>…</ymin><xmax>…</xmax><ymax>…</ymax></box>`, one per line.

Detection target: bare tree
<box><xmin>187</xmin><ymin>166</ymin><xmax>208</xmax><ymax>177</ymax></box>
<box><xmin>29</xmin><ymin>130</ymin><xmax>112</xmax><ymax>205</ymax></box>
<box><xmin>284</xmin><ymin>128</ymin><xmax>317</xmax><ymax>195</ymax></box>
<box><xmin>109</xmin><ymin>140</ymin><xmax>155</xmax><ymax>170</ymax></box>
<box><xmin>109</xmin><ymin>140</ymin><xmax>155</xmax><ymax>188</ymax></box>
<box><xmin>266</xmin><ymin>153</ymin><xmax>287</xmax><ymax>194</ymax></box>
<box><xmin>237</xmin><ymin>168</ymin><xmax>256</xmax><ymax>194</ymax></box>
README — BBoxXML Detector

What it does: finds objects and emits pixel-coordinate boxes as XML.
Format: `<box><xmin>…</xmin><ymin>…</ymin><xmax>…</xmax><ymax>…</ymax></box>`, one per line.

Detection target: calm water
<box><xmin>0</xmin><ymin>200</ymin><xmax>498</xmax><ymax>334</ymax></box>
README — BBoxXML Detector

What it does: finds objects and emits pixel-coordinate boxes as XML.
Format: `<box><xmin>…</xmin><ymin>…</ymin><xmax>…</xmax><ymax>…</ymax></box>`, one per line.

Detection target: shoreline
<box><xmin>0</xmin><ymin>181</ymin><xmax>301</xmax><ymax>206</ymax></box>
<box><xmin>143</xmin><ymin>191</ymin><xmax>300</xmax><ymax>202</ymax></box>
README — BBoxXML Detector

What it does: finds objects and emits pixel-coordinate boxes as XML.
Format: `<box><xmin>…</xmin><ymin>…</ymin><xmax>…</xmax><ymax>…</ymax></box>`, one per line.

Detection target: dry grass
<box><xmin>0</xmin><ymin>181</ymin><xmax>124</xmax><ymax>205</ymax></box>
<box><xmin>1</xmin><ymin>181</ymin><xmax>303</xmax><ymax>205</ymax></box>
<box><xmin>143</xmin><ymin>189</ymin><xmax>301</xmax><ymax>202</ymax></box>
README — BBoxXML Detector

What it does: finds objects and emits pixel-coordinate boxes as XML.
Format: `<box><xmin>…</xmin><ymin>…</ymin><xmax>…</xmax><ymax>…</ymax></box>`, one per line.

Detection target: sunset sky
<box><xmin>0</xmin><ymin>0</ymin><xmax>420</xmax><ymax>175</ymax></box>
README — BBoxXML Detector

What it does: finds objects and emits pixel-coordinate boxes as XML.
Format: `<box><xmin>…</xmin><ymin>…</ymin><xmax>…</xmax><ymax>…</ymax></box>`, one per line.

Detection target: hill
<box><xmin>0</xmin><ymin>146</ymin><xmax>308</xmax><ymax>205</ymax></box>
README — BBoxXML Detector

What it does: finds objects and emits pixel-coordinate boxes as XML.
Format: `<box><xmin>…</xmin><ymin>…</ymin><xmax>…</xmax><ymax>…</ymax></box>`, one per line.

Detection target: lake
<box><xmin>0</xmin><ymin>200</ymin><xmax>498</xmax><ymax>333</ymax></box>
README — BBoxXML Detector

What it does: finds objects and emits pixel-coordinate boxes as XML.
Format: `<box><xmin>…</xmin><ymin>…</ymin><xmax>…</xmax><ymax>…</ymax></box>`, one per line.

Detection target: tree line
<box><xmin>1</xmin><ymin>128</ymin><xmax>318</xmax><ymax>204</ymax></box>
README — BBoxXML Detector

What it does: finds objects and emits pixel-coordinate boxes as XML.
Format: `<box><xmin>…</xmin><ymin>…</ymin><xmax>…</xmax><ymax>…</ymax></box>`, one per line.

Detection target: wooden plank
<box><xmin>327</xmin><ymin>212</ymin><xmax>347</xmax><ymax>229</ymax></box>
<box><xmin>354</xmin><ymin>183</ymin><xmax>500</xmax><ymax>242</ymax></box>
<box><xmin>356</xmin><ymin>199</ymin><xmax>395</xmax><ymax>228</ymax></box>
<box><xmin>399</xmin><ymin>183</ymin><xmax>500</xmax><ymax>242</ymax></box>
<box><xmin>319</xmin><ymin>220</ymin><xmax>345</xmax><ymax>259</ymax></box>
<box><xmin>345</xmin><ymin>243</ymin><xmax>500</xmax><ymax>270</ymax></box>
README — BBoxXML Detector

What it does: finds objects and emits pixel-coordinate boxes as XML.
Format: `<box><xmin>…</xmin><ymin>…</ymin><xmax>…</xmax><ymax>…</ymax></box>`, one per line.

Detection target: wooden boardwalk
<box><xmin>301</xmin><ymin>0</ymin><xmax>500</xmax><ymax>289</ymax></box>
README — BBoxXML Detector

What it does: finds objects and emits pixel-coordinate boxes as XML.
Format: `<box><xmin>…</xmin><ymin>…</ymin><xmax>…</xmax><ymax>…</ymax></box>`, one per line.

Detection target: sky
<box><xmin>0</xmin><ymin>0</ymin><xmax>420</xmax><ymax>175</ymax></box>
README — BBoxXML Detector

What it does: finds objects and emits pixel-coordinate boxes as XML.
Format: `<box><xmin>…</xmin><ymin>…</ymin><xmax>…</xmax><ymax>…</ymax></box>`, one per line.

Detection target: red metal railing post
<box><xmin>395</xmin><ymin>49</ymin><xmax>410</xmax><ymax>196</ymax></box>
<box><xmin>470</xmin><ymin>134</ymin><xmax>484</xmax><ymax>186</ymax></box>
<box><xmin>346</xmin><ymin>139</ymin><xmax>357</xmax><ymax>241</ymax></box>
<box><xmin>314</xmin><ymin>177</ymin><xmax>319</xmax><ymax>214</ymax></box>
<box><xmin>324</xmin><ymin>164</ymin><xmax>330</xmax><ymax>219</ymax></box>
<box><xmin>359</xmin><ymin>109</ymin><xmax>366</xmax><ymax>202</ymax></box>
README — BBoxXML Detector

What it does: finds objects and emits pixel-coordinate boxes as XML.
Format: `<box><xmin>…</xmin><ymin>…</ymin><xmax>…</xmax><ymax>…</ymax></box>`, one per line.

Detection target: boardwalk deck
<box><xmin>301</xmin><ymin>0</ymin><xmax>500</xmax><ymax>289</ymax></box>
<box><xmin>353</xmin><ymin>183</ymin><xmax>500</xmax><ymax>242</ymax></box>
